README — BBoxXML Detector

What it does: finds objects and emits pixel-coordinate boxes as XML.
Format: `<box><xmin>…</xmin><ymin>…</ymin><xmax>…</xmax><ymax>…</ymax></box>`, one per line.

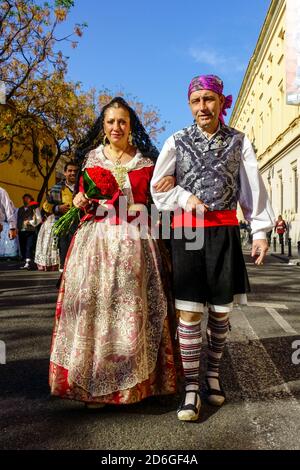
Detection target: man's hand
<box><xmin>251</xmin><ymin>239</ymin><xmax>268</xmax><ymax>265</ymax></box>
<box><xmin>58</xmin><ymin>203</ymin><xmax>71</xmax><ymax>214</ymax></box>
<box><xmin>186</xmin><ymin>195</ymin><xmax>209</xmax><ymax>212</ymax></box>
<box><xmin>153</xmin><ymin>175</ymin><xmax>176</xmax><ymax>192</ymax></box>
<box><xmin>8</xmin><ymin>228</ymin><xmax>17</xmax><ymax>240</ymax></box>
<box><xmin>73</xmin><ymin>192</ymin><xmax>90</xmax><ymax>209</ymax></box>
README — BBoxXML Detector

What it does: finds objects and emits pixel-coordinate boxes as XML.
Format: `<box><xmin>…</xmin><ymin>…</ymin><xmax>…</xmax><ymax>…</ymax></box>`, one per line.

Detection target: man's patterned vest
<box><xmin>174</xmin><ymin>123</ymin><xmax>245</xmax><ymax>211</ymax></box>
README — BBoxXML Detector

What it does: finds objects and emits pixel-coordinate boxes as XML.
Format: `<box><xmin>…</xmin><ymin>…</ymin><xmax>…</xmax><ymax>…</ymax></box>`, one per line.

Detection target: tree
<box><xmin>0</xmin><ymin>0</ymin><xmax>88</xmax><ymax>200</ymax></box>
<box><xmin>0</xmin><ymin>0</ymin><xmax>85</xmax><ymax>102</ymax></box>
<box><xmin>1</xmin><ymin>76</ymin><xmax>97</xmax><ymax>201</ymax></box>
<box><xmin>1</xmin><ymin>83</ymin><xmax>167</xmax><ymax>202</ymax></box>
<box><xmin>98</xmin><ymin>90</ymin><xmax>168</xmax><ymax>142</ymax></box>
<box><xmin>0</xmin><ymin>1</ymin><xmax>167</xmax><ymax>202</ymax></box>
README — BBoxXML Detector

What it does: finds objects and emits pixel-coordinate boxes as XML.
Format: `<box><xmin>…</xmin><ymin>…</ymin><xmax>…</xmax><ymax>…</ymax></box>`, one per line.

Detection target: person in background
<box><xmin>275</xmin><ymin>215</ymin><xmax>287</xmax><ymax>245</ymax></box>
<box><xmin>17</xmin><ymin>194</ymin><xmax>42</xmax><ymax>269</ymax></box>
<box><xmin>43</xmin><ymin>161</ymin><xmax>78</xmax><ymax>271</ymax></box>
<box><xmin>266</xmin><ymin>229</ymin><xmax>273</xmax><ymax>246</ymax></box>
<box><xmin>0</xmin><ymin>186</ymin><xmax>17</xmax><ymax>241</ymax></box>
<box><xmin>34</xmin><ymin>209</ymin><xmax>59</xmax><ymax>271</ymax></box>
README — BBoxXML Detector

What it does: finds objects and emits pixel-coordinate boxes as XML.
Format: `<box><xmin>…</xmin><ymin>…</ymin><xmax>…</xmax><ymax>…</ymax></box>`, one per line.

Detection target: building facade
<box><xmin>230</xmin><ymin>0</ymin><xmax>300</xmax><ymax>244</ymax></box>
<box><xmin>0</xmin><ymin>105</ymin><xmax>56</xmax><ymax>208</ymax></box>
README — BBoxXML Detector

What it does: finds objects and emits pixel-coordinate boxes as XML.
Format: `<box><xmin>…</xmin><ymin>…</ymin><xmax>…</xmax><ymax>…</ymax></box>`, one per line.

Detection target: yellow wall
<box><xmin>0</xmin><ymin>105</ymin><xmax>56</xmax><ymax>208</ymax></box>
<box><xmin>230</xmin><ymin>0</ymin><xmax>300</xmax><ymax>243</ymax></box>
<box><xmin>0</xmin><ymin>156</ymin><xmax>55</xmax><ymax>208</ymax></box>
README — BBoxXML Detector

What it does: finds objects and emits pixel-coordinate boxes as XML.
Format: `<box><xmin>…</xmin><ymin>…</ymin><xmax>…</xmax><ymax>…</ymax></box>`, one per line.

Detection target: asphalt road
<box><xmin>0</xmin><ymin>253</ymin><xmax>300</xmax><ymax>450</ymax></box>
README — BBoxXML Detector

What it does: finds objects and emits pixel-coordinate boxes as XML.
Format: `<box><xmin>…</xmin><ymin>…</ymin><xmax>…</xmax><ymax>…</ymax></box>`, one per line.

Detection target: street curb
<box><xmin>271</xmin><ymin>253</ymin><xmax>300</xmax><ymax>265</ymax></box>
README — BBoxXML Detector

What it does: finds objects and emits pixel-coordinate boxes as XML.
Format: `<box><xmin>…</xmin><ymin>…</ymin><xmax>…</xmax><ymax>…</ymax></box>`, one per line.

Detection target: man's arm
<box><xmin>0</xmin><ymin>189</ymin><xmax>17</xmax><ymax>229</ymax></box>
<box><xmin>27</xmin><ymin>207</ymin><xmax>42</xmax><ymax>227</ymax></box>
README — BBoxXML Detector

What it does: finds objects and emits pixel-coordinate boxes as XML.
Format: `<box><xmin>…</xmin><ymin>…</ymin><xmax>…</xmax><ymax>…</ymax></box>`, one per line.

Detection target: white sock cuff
<box><xmin>179</xmin><ymin>318</ymin><xmax>201</xmax><ymax>327</ymax></box>
<box><xmin>208</xmin><ymin>303</ymin><xmax>232</xmax><ymax>313</ymax></box>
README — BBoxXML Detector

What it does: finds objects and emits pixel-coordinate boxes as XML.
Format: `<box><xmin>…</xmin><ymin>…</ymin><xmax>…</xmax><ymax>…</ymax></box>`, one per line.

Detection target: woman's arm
<box><xmin>151</xmin><ymin>136</ymin><xmax>193</xmax><ymax>211</ymax></box>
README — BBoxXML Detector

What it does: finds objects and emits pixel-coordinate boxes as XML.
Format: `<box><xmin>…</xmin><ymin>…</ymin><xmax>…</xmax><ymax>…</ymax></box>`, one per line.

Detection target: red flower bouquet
<box><xmin>53</xmin><ymin>166</ymin><xmax>119</xmax><ymax>237</ymax></box>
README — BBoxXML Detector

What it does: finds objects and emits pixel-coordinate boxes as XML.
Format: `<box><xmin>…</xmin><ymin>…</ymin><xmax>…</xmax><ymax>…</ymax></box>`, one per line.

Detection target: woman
<box><xmin>49</xmin><ymin>97</ymin><xmax>177</xmax><ymax>407</ymax></box>
<box><xmin>275</xmin><ymin>215</ymin><xmax>287</xmax><ymax>245</ymax></box>
<box><xmin>34</xmin><ymin>211</ymin><xmax>59</xmax><ymax>271</ymax></box>
<box><xmin>0</xmin><ymin>220</ymin><xmax>19</xmax><ymax>258</ymax></box>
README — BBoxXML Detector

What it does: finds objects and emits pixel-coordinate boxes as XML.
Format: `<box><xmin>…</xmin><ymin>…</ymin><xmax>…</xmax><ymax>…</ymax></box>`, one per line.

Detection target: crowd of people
<box><xmin>2</xmin><ymin>73</ymin><xmax>279</xmax><ymax>422</ymax></box>
<box><xmin>0</xmin><ymin>188</ymin><xmax>58</xmax><ymax>270</ymax></box>
<box><xmin>0</xmin><ymin>162</ymin><xmax>81</xmax><ymax>271</ymax></box>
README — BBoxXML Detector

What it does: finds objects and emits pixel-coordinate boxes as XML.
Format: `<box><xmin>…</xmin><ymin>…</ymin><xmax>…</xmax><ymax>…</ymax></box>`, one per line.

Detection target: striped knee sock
<box><xmin>178</xmin><ymin>318</ymin><xmax>202</xmax><ymax>404</ymax></box>
<box><xmin>206</xmin><ymin>311</ymin><xmax>229</xmax><ymax>391</ymax></box>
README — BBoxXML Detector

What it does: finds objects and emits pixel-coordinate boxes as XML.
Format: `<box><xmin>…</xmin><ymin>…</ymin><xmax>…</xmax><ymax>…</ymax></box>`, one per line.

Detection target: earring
<box><xmin>128</xmin><ymin>132</ymin><xmax>133</xmax><ymax>145</ymax></box>
<box><xmin>103</xmin><ymin>134</ymin><xmax>108</xmax><ymax>145</ymax></box>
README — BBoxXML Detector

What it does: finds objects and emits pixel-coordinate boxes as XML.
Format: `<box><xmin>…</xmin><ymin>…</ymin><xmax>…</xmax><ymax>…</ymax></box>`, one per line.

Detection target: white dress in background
<box><xmin>34</xmin><ymin>214</ymin><xmax>59</xmax><ymax>271</ymax></box>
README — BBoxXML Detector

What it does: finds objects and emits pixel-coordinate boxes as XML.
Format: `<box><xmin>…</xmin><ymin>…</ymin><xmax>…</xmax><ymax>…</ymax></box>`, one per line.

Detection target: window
<box><xmin>277</xmin><ymin>54</ymin><xmax>284</xmax><ymax>65</ymax></box>
<box><xmin>267</xmin><ymin>170</ymin><xmax>272</xmax><ymax>205</ymax></box>
<box><xmin>278</xmin><ymin>171</ymin><xmax>283</xmax><ymax>214</ymax></box>
<box><xmin>260</xmin><ymin>112</ymin><xmax>264</xmax><ymax>149</ymax></box>
<box><xmin>278</xmin><ymin>28</ymin><xmax>285</xmax><ymax>40</ymax></box>
<box><xmin>268</xmin><ymin>99</ymin><xmax>273</xmax><ymax>143</ymax></box>
<box><xmin>292</xmin><ymin>166</ymin><xmax>299</xmax><ymax>213</ymax></box>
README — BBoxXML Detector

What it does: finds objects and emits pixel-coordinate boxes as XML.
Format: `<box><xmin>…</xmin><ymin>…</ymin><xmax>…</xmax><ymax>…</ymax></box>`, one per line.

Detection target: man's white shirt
<box><xmin>151</xmin><ymin>129</ymin><xmax>275</xmax><ymax>240</ymax></box>
<box><xmin>0</xmin><ymin>187</ymin><xmax>17</xmax><ymax>229</ymax></box>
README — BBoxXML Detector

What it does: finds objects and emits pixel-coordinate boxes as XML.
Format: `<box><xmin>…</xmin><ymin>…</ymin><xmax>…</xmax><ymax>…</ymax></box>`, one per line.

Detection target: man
<box><xmin>151</xmin><ymin>74</ymin><xmax>275</xmax><ymax>422</ymax></box>
<box><xmin>17</xmin><ymin>194</ymin><xmax>42</xmax><ymax>269</ymax></box>
<box><xmin>43</xmin><ymin>161</ymin><xmax>78</xmax><ymax>271</ymax></box>
<box><xmin>0</xmin><ymin>187</ymin><xmax>17</xmax><ymax>240</ymax></box>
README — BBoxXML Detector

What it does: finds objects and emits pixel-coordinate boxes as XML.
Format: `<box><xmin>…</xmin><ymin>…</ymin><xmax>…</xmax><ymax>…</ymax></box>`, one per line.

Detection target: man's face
<box><xmin>64</xmin><ymin>165</ymin><xmax>78</xmax><ymax>184</ymax></box>
<box><xmin>23</xmin><ymin>196</ymin><xmax>31</xmax><ymax>206</ymax></box>
<box><xmin>189</xmin><ymin>89</ymin><xmax>225</xmax><ymax>132</ymax></box>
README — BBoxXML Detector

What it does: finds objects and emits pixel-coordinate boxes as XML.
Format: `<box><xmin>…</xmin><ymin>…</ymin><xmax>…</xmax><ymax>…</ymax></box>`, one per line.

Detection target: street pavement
<box><xmin>0</xmin><ymin>253</ymin><xmax>300</xmax><ymax>450</ymax></box>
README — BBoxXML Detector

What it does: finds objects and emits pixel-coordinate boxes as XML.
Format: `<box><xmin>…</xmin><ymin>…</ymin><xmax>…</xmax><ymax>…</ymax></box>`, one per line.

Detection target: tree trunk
<box><xmin>37</xmin><ymin>150</ymin><xmax>62</xmax><ymax>203</ymax></box>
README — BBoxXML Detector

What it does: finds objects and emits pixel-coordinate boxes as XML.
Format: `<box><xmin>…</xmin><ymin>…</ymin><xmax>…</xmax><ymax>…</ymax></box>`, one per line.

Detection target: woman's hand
<box><xmin>153</xmin><ymin>175</ymin><xmax>176</xmax><ymax>192</ymax></box>
<box><xmin>73</xmin><ymin>192</ymin><xmax>90</xmax><ymax>209</ymax></box>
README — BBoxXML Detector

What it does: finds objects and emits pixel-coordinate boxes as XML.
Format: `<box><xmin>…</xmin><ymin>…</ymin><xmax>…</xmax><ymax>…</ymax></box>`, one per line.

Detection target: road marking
<box><xmin>265</xmin><ymin>307</ymin><xmax>298</xmax><ymax>335</ymax></box>
<box><xmin>247</xmin><ymin>302</ymin><xmax>288</xmax><ymax>310</ymax></box>
<box><xmin>228</xmin><ymin>308</ymin><xmax>300</xmax><ymax>449</ymax></box>
<box><xmin>246</xmin><ymin>302</ymin><xmax>297</xmax><ymax>335</ymax></box>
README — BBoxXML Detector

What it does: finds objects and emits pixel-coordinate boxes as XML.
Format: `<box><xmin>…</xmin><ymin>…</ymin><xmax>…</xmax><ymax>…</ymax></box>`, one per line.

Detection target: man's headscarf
<box><xmin>188</xmin><ymin>74</ymin><xmax>233</xmax><ymax>124</ymax></box>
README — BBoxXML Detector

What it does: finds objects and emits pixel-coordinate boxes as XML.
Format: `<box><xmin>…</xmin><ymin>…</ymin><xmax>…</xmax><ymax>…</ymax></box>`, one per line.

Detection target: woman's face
<box><xmin>103</xmin><ymin>105</ymin><xmax>131</xmax><ymax>147</ymax></box>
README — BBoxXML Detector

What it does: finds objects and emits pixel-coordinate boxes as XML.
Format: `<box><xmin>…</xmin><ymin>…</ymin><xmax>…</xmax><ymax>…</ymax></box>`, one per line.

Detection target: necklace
<box><xmin>106</xmin><ymin>144</ymin><xmax>130</xmax><ymax>190</ymax></box>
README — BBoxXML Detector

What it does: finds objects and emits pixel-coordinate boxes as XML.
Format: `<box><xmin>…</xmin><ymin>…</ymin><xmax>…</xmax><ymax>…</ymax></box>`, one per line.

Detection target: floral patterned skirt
<box><xmin>34</xmin><ymin>215</ymin><xmax>59</xmax><ymax>271</ymax></box>
<box><xmin>49</xmin><ymin>219</ymin><xmax>177</xmax><ymax>404</ymax></box>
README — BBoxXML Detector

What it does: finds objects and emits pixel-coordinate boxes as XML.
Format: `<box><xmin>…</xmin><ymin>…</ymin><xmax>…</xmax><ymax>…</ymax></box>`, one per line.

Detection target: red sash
<box><xmin>172</xmin><ymin>209</ymin><xmax>239</xmax><ymax>228</ymax></box>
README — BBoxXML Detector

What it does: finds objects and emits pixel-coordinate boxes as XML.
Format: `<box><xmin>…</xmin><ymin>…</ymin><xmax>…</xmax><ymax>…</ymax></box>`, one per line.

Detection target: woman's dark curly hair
<box><xmin>75</xmin><ymin>97</ymin><xmax>159</xmax><ymax>168</ymax></box>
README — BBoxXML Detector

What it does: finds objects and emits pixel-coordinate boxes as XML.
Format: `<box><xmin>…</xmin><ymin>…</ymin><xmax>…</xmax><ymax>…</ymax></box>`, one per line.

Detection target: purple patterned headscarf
<box><xmin>188</xmin><ymin>74</ymin><xmax>233</xmax><ymax>124</ymax></box>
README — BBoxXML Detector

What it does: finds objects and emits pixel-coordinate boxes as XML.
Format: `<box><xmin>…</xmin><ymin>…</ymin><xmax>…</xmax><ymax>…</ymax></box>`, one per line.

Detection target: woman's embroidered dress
<box><xmin>49</xmin><ymin>146</ymin><xmax>177</xmax><ymax>404</ymax></box>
